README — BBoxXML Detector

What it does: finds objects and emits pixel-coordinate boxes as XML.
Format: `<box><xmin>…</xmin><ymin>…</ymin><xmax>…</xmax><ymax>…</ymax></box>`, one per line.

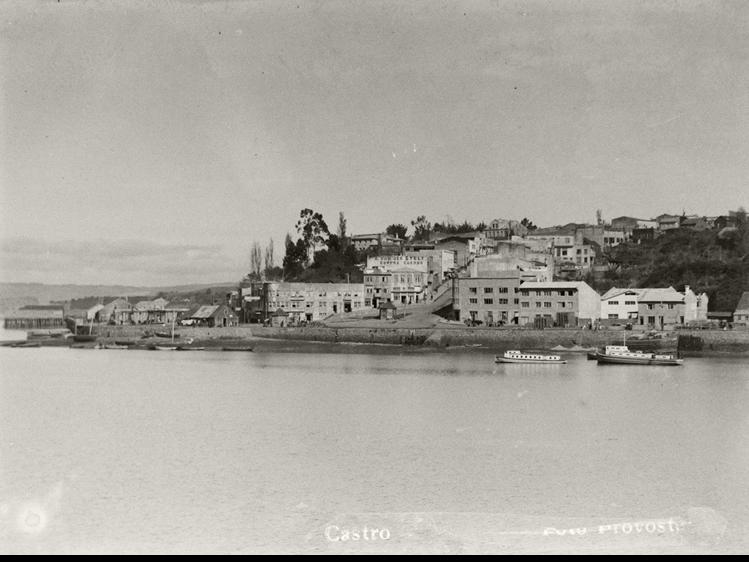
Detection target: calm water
<box><xmin>1</xmin><ymin>346</ymin><xmax>748</xmax><ymax>554</ymax></box>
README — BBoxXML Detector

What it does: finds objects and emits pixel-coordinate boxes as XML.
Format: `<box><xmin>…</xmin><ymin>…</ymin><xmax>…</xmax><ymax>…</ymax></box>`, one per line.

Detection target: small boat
<box><xmin>155</xmin><ymin>331</ymin><xmax>179</xmax><ymax>339</ymax></box>
<box><xmin>10</xmin><ymin>341</ymin><xmax>42</xmax><ymax>348</ymax></box>
<box><xmin>177</xmin><ymin>346</ymin><xmax>205</xmax><ymax>351</ymax></box>
<box><xmin>104</xmin><ymin>344</ymin><xmax>129</xmax><ymax>350</ymax></box>
<box><xmin>587</xmin><ymin>350</ymin><xmax>600</xmax><ymax>360</ymax></box>
<box><xmin>153</xmin><ymin>345</ymin><xmax>179</xmax><ymax>351</ymax></box>
<box><xmin>495</xmin><ymin>350</ymin><xmax>566</xmax><ymax>364</ymax></box>
<box><xmin>73</xmin><ymin>334</ymin><xmax>98</xmax><ymax>343</ymax></box>
<box><xmin>221</xmin><ymin>347</ymin><xmax>254</xmax><ymax>352</ymax></box>
<box><xmin>115</xmin><ymin>340</ymin><xmax>136</xmax><ymax>346</ymax></box>
<box><xmin>596</xmin><ymin>345</ymin><xmax>683</xmax><ymax>366</ymax></box>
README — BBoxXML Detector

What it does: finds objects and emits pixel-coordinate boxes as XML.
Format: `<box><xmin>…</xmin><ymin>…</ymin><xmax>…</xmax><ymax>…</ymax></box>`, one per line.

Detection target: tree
<box><xmin>296</xmin><ymin>208</ymin><xmax>330</xmax><ymax>262</ymax></box>
<box><xmin>249</xmin><ymin>242</ymin><xmax>263</xmax><ymax>280</ymax></box>
<box><xmin>337</xmin><ymin>212</ymin><xmax>348</xmax><ymax>243</ymax></box>
<box><xmin>411</xmin><ymin>215</ymin><xmax>432</xmax><ymax>241</ymax></box>
<box><xmin>264</xmin><ymin>239</ymin><xmax>275</xmax><ymax>277</ymax></box>
<box><xmin>386</xmin><ymin>223</ymin><xmax>408</xmax><ymax>239</ymax></box>
<box><xmin>282</xmin><ymin>234</ymin><xmax>308</xmax><ymax>280</ymax></box>
<box><xmin>520</xmin><ymin>217</ymin><xmax>538</xmax><ymax>231</ymax></box>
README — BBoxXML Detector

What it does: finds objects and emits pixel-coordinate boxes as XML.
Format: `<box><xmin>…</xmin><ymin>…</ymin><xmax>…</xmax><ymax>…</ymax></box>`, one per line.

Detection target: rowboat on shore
<box><xmin>495</xmin><ymin>350</ymin><xmax>566</xmax><ymax>364</ymax></box>
<box><xmin>151</xmin><ymin>344</ymin><xmax>179</xmax><ymax>351</ymax></box>
<box><xmin>10</xmin><ymin>341</ymin><xmax>42</xmax><ymax>348</ymax></box>
<box><xmin>221</xmin><ymin>347</ymin><xmax>254</xmax><ymax>352</ymax></box>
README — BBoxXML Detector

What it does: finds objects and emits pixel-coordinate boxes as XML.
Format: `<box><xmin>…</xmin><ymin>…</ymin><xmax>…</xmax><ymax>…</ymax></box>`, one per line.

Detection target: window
<box><xmin>521</xmin><ymin>290</ymin><xmax>529</xmax><ymax>296</ymax></box>
<box><xmin>469</xmin><ymin>287</ymin><xmax>477</xmax><ymax>294</ymax></box>
<box><xmin>608</xmin><ymin>300</ymin><xmax>619</xmax><ymax>305</ymax></box>
<box><xmin>625</xmin><ymin>300</ymin><xmax>636</xmax><ymax>306</ymax></box>
<box><xmin>544</xmin><ymin>302</ymin><xmax>552</xmax><ymax>308</ymax></box>
<box><xmin>559</xmin><ymin>302</ymin><xmax>566</xmax><ymax>308</ymax></box>
<box><xmin>668</xmin><ymin>304</ymin><xmax>674</xmax><ymax>310</ymax></box>
<box><xmin>484</xmin><ymin>298</ymin><xmax>493</xmax><ymax>305</ymax></box>
<box><xmin>535</xmin><ymin>302</ymin><xmax>542</xmax><ymax>308</ymax></box>
<box><xmin>544</xmin><ymin>290</ymin><xmax>552</xmax><ymax>296</ymax></box>
<box><xmin>521</xmin><ymin>302</ymin><xmax>530</xmax><ymax>308</ymax></box>
<box><xmin>499</xmin><ymin>299</ymin><xmax>508</xmax><ymax>305</ymax></box>
<box><xmin>469</xmin><ymin>298</ymin><xmax>478</xmax><ymax>304</ymax></box>
<box><xmin>647</xmin><ymin>304</ymin><xmax>654</xmax><ymax>310</ymax></box>
<box><xmin>608</xmin><ymin>314</ymin><xmax>619</xmax><ymax>319</ymax></box>
<box><xmin>498</xmin><ymin>287</ymin><xmax>509</xmax><ymax>294</ymax></box>
<box><xmin>514</xmin><ymin>298</ymin><xmax>519</xmax><ymax>305</ymax></box>
<box><xmin>484</xmin><ymin>287</ymin><xmax>493</xmax><ymax>293</ymax></box>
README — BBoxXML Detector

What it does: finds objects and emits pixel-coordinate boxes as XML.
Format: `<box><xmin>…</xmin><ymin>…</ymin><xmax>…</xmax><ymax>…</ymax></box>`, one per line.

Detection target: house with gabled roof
<box><xmin>733</xmin><ymin>292</ymin><xmax>749</xmax><ymax>325</ymax></box>
<box><xmin>189</xmin><ymin>304</ymin><xmax>238</xmax><ymax>327</ymax></box>
<box><xmin>600</xmin><ymin>288</ymin><xmax>641</xmax><ymax>323</ymax></box>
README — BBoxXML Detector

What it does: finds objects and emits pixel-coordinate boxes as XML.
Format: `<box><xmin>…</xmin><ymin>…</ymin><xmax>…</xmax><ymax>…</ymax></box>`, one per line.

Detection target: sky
<box><xmin>1</xmin><ymin>0</ymin><xmax>748</xmax><ymax>285</ymax></box>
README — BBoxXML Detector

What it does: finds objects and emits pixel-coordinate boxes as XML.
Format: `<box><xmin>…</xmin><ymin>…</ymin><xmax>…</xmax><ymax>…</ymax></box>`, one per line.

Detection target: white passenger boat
<box><xmin>495</xmin><ymin>350</ymin><xmax>567</xmax><ymax>364</ymax></box>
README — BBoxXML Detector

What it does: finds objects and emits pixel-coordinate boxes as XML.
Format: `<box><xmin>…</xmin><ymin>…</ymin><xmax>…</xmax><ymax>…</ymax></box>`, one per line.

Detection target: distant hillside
<box><xmin>0</xmin><ymin>281</ymin><xmax>238</xmax><ymax>307</ymax></box>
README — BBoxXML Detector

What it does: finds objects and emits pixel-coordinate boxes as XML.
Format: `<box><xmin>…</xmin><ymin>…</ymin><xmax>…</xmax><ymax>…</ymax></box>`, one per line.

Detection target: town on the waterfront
<box><xmin>3</xmin><ymin>208</ymin><xmax>749</xmax><ymax>352</ymax></box>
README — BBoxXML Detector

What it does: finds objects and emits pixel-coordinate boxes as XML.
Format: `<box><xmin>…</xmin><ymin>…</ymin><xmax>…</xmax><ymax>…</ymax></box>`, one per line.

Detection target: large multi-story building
<box><xmin>363</xmin><ymin>266</ymin><xmax>427</xmax><ymax>307</ymax></box>
<box><xmin>246</xmin><ymin>282</ymin><xmax>365</xmax><ymax>324</ymax></box>
<box><xmin>456</xmin><ymin>272</ymin><xmax>525</xmax><ymax>326</ymax></box>
<box><xmin>364</xmin><ymin>255</ymin><xmax>430</xmax><ymax>306</ymax></box>
<box><xmin>517</xmin><ymin>281</ymin><xmax>601</xmax><ymax>327</ymax></box>
<box><xmin>456</xmin><ymin>276</ymin><xmax>600</xmax><ymax>327</ymax></box>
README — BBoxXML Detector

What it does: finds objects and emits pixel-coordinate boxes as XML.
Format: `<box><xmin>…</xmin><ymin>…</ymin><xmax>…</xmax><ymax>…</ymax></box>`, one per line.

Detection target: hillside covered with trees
<box><xmin>600</xmin><ymin>212</ymin><xmax>748</xmax><ymax>311</ymax></box>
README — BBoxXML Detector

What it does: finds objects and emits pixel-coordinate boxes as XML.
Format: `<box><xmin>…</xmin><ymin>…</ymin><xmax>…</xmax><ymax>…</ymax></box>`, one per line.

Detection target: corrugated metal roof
<box><xmin>638</xmin><ymin>288</ymin><xmax>684</xmax><ymax>302</ymax></box>
<box><xmin>519</xmin><ymin>281</ymin><xmax>592</xmax><ymax>290</ymax></box>
<box><xmin>191</xmin><ymin>305</ymin><xmax>219</xmax><ymax>319</ymax></box>
<box><xmin>600</xmin><ymin>287</ymin><xmax>644</xmax><ymax>300</ymax></box>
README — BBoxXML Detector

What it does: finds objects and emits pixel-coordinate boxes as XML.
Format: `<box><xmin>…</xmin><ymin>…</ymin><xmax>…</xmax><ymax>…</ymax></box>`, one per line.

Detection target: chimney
<box><xmin>684</xmin><ymin>285</ymin><xmax>690</xmax><ymax>294</ymax></box>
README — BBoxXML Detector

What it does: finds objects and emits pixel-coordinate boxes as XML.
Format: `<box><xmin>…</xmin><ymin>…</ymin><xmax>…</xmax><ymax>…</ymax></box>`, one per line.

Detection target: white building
<box><xmin>600</xmin><ymin>288</ymin><xmax>640</xmax><ymax>323</ymax></box>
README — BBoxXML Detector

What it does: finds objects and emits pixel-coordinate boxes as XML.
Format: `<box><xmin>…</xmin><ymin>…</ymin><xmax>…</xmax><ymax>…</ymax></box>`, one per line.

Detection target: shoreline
<box><xmin>3</xmin><ymin>324</ymin><xmax>748</xmax><ymax>356</ymax></box>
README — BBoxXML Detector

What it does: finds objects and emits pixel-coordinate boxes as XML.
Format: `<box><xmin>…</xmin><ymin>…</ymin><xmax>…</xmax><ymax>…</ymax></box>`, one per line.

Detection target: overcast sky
<box><xmin>1</xmin><ymin>0</ymin><xmax>748</xmax><ymax>285</ymax></box>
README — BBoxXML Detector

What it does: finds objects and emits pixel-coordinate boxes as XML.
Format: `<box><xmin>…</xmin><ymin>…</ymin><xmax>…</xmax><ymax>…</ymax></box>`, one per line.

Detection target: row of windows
<box><xmin>519</xmin><ymin>290</ymin><xmax>576</xmax><ymax>297</ymax></box>
<box><xmin>520</xmin><ymin>301</ymin><xmax>575</xmax><ymax>309</ymax></box>
<box><xmin>272</xmin><ymin>300</ymin><xmax>363</xmax><ymax>309</ymax></box>
<box><xmin>467</xmin><ymin>288</ymin><xmax>577</xmax><ymax>297</ymax></box>
<box><xmin>606</xmin><ymin>300</ymin><xmax>638</xmax><ymax>306</ymax></box>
